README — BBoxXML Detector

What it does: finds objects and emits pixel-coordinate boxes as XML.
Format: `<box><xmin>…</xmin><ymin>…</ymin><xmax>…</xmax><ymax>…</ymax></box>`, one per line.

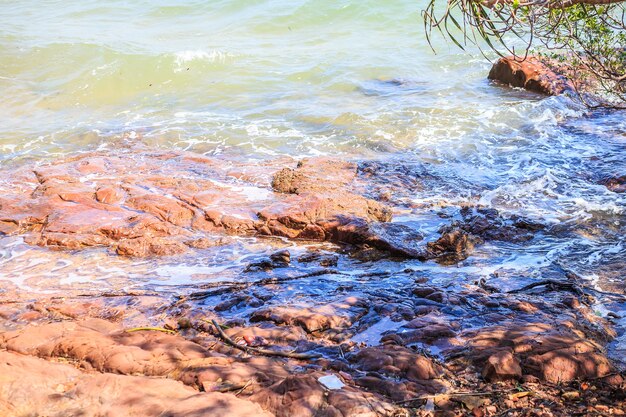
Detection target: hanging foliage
<box><xmin>423</xmin><ymin>0</ymin><xmax>626</xmax><ymax>105</ymax></box>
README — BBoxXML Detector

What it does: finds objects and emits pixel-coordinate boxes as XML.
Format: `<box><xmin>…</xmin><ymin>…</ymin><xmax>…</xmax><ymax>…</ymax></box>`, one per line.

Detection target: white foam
<box><xmin>173</xmin><ymin>50</ymin><xmax>233</xmax><ymax>72</ymax></box>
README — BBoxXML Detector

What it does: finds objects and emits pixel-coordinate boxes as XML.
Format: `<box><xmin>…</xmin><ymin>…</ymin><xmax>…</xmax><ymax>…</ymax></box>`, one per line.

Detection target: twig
<box><xmin>507</xmin><ymin>279</ymin><xmax>582</xmax><ymax>294</ymax></box>
<box><xmin>211</xmin><ymin>319</ymin><xmax>321</xmax><ymax>360</ymax></box>
<box><xmin>235</xmin><ymin>380</ymin><xmax>253</xmax><ymax>396</ymax></box>
<box><xmin>508</xmin><ymin>279</ymin><xmax>626</xmax><ymax>301</ymax></box>
<box><xmin>125</xmin><ymin>326</ymin><xmax>176</xmax><ymax>334</ymax></box>
<box><xmin>496</xmin><ymin>408</ymin><xmax>518</xmax><ymax>417</ymax></box>
<box><xmin>394</xmin><ymin>388</ymin><xmax>521</xmax><ymax>404</ymax></box>
<box><xmin>586</xmin><ymin>371</ymin><xmax>623</xmax><ymax>381</ymax></box>
<box><xmin>77</xmin><ymin>291</ymin><xmax>161</xmax><ymax>298</ymax></box>
<box><xmin>210</xmin><ymin>380</ymin><xmax>253</xmax><ymax>394</ymax></box>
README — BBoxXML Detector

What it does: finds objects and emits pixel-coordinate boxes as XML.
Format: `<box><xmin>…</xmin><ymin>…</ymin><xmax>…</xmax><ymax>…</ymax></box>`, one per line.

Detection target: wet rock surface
<box><xmin>1</xmin><ymin>261</ymin><xmax>624</xmax><ymax>416</ymax></box>
<box><xmin>0</xmin><ymin>148</ymin><xmax>393</xmax><ymax>257</ymax></box>
<box><xmin>601</xmin><ymin>174</ymin><xmax>626</xmax><ymax>193</ymax></box>
<box><xmin>0</xmin><ymin>147</ymin><xmax>549</xmax><ymax>264</ymax></box>
<box><xmin>0</xmin><ymin>147</ymin><xmax>624</xmax><ymax>416</ymax></box>
<box><xmin>488</xmin><ymin>56</ymin><xmax>574</xmax><ymax>96</ymax></box>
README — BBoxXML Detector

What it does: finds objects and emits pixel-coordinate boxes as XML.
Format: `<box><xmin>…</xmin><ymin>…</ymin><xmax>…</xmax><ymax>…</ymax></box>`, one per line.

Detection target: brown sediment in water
<box><xmin>0</xmin><ymin>146</ymin><xmax>624</xmax><ymax>416</ymax></box>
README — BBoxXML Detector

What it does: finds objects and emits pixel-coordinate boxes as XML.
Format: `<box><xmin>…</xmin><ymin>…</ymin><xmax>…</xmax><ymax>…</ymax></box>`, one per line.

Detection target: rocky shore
<box><xmin>0</xmin><ymin>145</ymin><xmax>624</xmax><ymax>416</ymax></box>
<box><xmin>487</xmin><ymin>54</ymin><xmax>625</xmax><ymax>108</ymax></box>
<box><xmin>488</xmin><ymin>56</ymin><xmax>575</xmax><ymax>97</ymax></box>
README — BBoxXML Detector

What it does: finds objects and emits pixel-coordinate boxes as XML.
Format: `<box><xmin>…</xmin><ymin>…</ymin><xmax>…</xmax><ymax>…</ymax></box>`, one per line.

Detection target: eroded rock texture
<box><xmin>0</xmin><ymin>267</ymin><xmax>623</xmax><ymax>416</ymax></box>
<box><xmin>0</xmin><ymin>148</ymin><xmax>391</xmax><ymax>257</ymax></box>
<box><xmin>0</xmin><ymin>147</ymin><xmax>623</xmax><ymax>416</ymax></box>
<box><xmin>488</xmin><ymin>56</ymin><xmax>574</xmax><ymax>96</ymax></box>
<box><xmin>0</xmin><ymin>351</ymin><xmax>273</xmax><ymax>417</ymax></box>
<box><xmin>1</xmin><ymin>147</ymin><xmax>546</xmax><ymax>263</ymax></box>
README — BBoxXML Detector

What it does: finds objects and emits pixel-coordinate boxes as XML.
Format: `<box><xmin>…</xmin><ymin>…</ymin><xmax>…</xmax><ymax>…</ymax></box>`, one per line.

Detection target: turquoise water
<box><xmin>0</xmin><ymin>0</ymin><xmax>543</xmax><ymax>161</ymax></box>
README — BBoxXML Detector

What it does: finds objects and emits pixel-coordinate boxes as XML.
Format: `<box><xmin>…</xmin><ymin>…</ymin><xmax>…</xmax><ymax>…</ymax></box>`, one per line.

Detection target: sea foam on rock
<box><xmin>1</xmin><ymin>147</ymin><xmax>543</xmax><ymax>262</ymax></box>
<box><xmin>0</xmin><ymin>149</ymin><xmax>392</xmax><ymax>257</ymax></box>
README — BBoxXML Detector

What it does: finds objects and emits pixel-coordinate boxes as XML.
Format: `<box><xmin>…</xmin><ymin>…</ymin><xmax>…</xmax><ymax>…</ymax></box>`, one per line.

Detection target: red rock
<box><xmin>0</xmin><ymin>317</ymin><xmax>291</xmax><ymax>394</ymax></box>
<box><xmin>184</xmin><ymin>236</ymin><xmax>228</xmax><ymax>249</ymax></box>
<box><xmin>0</xmin><ymin>149</ymin><xmax>393</xmax><ymax>257</ymax></box>
<box><xmin>482</xmin><ymin>350</ymin><xmax>522</xmax><ymax>382</ymax></box>
<box><xmin>0</xmin><ymin>194</ymin><xmax>50</xmax><ymax>234</ymax></box>
<box><xmin>46</xmin><ymin>302</ymin><xmax>94</xmax><ymax>319</ymax></box>
<box><xmin>488</xmin><ymin>56</ymin><xmax>574</xmax><ymax>95</ymax></box>
<box><xmin>250</xmin><ymin>298</ymin><xmax>367</xmax><ymax>334</ymax></box>
<box><xmin>257</xmin><ymin>193</ymin><xmax>390</xmax><ymax>240</ymax></box>
<box><xmin>351</xmin><ymin>345</ymin><xmax>441</xmax><ymax>382</ymax></box>
<box><xmin>75</xmin><ymin>157</ymin><xmax>108</xmax><ymax>175</ymax></box>
<box><xmin>525</xmin><ymin>349</ymin><xmax>612</xmax><ymax>383</ymax></box>
<box><xmin>0</xmin><ymin>351</ymin><xmax>272</xmax><ymax>417</ymax></box>
<box><xmin>249</xmin><ymin>373</ymin><xmax>394</xmax><ymax>417</ymax></box>
<box><xmin>18</xmin><ymin>311</ymin><xmax>44</xmax><ymax>322</ymax></box>
<box><xmin>271</xmin><ymin>159</ymin><xmax>358</xmax><ymax>194</ymax></box>
<box><xmin>126</xmin><ymin>194</ymin><xmax>195</xmax><ymax>227</ymax></box>
<box><xmin>116</xmin><ymin>236</ymin><xmax>188</xmax><ymax>257</ymax></box>
<box><xmin>178</xmin><ymin>355</ymin><xmax>290</xmax><ymax>392</ymax></box>
<box><xmin>458</xmin><ymin>322</ymin><xmax>615</xmax><ymax>383</ymax></box>
<box><xmin>95</xmin><ymin>186</ymin><xmax>124</xmax><ymax>204</ymax></box>
<box><xmin>28</xmin><ymin>231</ymin><xmax>112</xmax><ymax>250</ymax></box>
<box><xmin>224</xmin><ymin>325</ymin><xmax>307</xmax><ymax>345</ymax></box>
<box><xmin>0</xmin><ymin>318</ymin><xmax>205</xmax><ymax>375</ymax></box>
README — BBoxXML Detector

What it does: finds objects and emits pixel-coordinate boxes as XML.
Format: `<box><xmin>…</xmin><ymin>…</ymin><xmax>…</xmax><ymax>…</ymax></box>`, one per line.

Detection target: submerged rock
<box><xmin>297</xmin><ymin>251</ymin><xmax>339</xmax><ymax>267</ymax></box>
<box><xmin>0</xmin><ymin>149</ymin><xmax>392</xmax><ymax>257</ymax></box>
<box><xmin>251</xmin><ymin>297</ymin><xmax>368</xmax><ymax>334</ymax></box>
<box><xmin>245</xmin><ymin>249</ymin><xmax>292</xmax><ymax>272</ymax></box>
<box><xmin>601</xmin><ymin>174</ymin><xmax>626</xmax><ymax>193</ymax></box>
<box><xmin>458</xmin><ymin>207</ymin><xmax>542</xmax><ymax>242</ymax></box>
<box><xmin>423</xmin><ymin>207</ymin><xmax>544</xmax><ymax>263</ymax></box>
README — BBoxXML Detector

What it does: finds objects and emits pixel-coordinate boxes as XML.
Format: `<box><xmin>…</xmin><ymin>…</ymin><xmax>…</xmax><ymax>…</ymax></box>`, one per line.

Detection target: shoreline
<box><xmin>0</xmin><ymin>145</ymin><xmax>624</xmax><ymax>416</ymax></box>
